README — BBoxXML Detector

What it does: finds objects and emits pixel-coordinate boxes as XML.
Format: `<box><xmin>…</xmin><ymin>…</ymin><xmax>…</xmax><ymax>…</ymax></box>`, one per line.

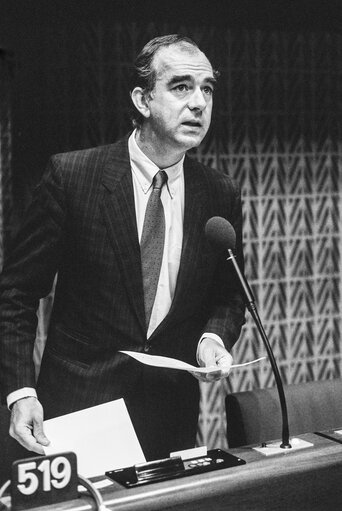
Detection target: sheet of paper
<box><xmin>119</xmin><ymin>350</ymin><xmax>265</xmax><ymax>373</ymax></box>
<box><xmin>43</xmin><ymin>398</ymin><xmax>146</xmax><ymax>478</ymax></box>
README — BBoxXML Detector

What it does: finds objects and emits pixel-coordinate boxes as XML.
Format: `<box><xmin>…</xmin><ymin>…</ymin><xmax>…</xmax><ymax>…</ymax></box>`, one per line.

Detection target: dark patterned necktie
<box><xmin>140</xmin><ymin>170</ymin><xmax>168</xmax><ymax>329</ymax></box>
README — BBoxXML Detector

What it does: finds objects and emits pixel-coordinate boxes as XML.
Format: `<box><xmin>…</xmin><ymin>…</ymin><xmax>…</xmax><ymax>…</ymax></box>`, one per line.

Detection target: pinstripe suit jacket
<box><xmin>0</xmin><ymin>134</ymin><xmax>245</xmax><ymax>419</ymax></box>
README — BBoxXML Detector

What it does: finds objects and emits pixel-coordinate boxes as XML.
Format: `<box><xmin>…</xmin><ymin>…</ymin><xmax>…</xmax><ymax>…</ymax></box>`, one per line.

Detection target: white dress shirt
<box><xmin>129</xmin><ymin>130</ymin><xmax>184</xmax><ymax>338</ymax></box>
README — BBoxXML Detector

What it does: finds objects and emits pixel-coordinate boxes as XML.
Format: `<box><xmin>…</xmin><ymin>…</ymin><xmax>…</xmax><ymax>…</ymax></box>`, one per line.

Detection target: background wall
<box><xmin>1</xmin><ymin>0</ymin><xmax>341</xmax><ymax>449</ymax></box>
<box><xmin>0</xmin><ymin>49</ymin><xmax>13</xmax><ymax>265</ymax></box>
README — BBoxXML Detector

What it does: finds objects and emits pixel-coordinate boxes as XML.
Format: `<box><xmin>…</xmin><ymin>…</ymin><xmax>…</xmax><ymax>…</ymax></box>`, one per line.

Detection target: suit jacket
<box><xmin>0</xmin><ymin>134</ymin><xmax>245</xmax><ymax>430</ymax></box>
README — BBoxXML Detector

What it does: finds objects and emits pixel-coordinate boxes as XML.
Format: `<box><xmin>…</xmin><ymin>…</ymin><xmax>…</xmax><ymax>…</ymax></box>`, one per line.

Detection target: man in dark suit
<box><xmin>0</xmin><ymin>34</ymin><xmax>245</xmax><ymax>463</ymax></box>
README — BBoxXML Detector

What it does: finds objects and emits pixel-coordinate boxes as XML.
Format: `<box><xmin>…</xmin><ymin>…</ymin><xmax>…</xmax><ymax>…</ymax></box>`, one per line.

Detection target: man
<box><xmin>0</xmin><ymin>34</ymin><xmax>245</xmax><ymax>463</ymax></box>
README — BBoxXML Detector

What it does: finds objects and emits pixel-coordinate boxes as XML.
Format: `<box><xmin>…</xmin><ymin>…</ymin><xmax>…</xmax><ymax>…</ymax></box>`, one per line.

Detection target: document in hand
<box><xmin>119</xmin><ymin>350</ymin><xmax>265</xmax><ymax>376</ymax></box>
<box><xmin>43</xmin><ymin>398</ymin><xmax>146</xmax><ymax>478</ymax></box>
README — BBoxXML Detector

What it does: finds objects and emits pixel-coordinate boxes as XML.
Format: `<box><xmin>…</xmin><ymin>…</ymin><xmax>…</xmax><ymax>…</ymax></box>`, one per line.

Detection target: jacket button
<box><xmin>144</xmin><ymin>344</ymin><xmax>150</xmax><ymax>352</ymax></box>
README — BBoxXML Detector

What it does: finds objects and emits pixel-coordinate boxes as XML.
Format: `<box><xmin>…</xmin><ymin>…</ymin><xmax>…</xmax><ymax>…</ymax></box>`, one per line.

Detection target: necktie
<box><xmin>140</xmin><ymin>170</ymin><xmax>168</xmax><ymax>329</ymax></box>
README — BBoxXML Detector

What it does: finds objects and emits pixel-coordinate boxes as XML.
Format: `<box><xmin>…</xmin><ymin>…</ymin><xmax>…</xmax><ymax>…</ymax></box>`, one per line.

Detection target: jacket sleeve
<box><xmin>0</xmin><ymin>157</ymin><xmax>66</xmax><ymax>401</ymax></box>
<box><xmin>202</xmin><ymin>179</ymin><xmax>246</xmax><ymax>351</ymax></box>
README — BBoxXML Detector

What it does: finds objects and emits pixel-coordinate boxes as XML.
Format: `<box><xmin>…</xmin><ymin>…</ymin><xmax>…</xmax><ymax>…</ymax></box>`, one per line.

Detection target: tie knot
<box><xmin>153</xmin><ymin>170</ymin><xmax>168</xmax><ymax>190</ymax></box>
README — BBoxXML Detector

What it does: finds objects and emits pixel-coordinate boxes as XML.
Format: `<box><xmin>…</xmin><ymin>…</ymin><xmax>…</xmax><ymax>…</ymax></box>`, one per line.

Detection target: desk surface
<box><xmin>2</xmin><ymin>433</ymin><xmax>342</xmax><ymax>511</ymax></box>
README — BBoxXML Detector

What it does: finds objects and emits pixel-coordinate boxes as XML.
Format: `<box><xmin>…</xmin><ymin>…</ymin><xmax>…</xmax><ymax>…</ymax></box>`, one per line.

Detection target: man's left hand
<box><xmin>191</xmin><ymin>337</ymin><xmax>233</xmax><ymax>383</ymax></box>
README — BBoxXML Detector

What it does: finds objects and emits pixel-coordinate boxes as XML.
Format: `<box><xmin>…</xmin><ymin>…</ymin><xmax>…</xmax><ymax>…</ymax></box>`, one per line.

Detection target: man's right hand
<box><xmin>10</xmin><ymin>397</ymin><xmax>50</xmax><ymax>454</ymax></box>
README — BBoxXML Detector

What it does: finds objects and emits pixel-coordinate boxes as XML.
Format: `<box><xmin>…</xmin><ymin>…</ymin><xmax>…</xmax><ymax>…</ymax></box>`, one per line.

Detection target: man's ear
<box><xmin>131</xmin><ymin>87</ymin><xmax>151</xmax><ymax>119</ymax></box>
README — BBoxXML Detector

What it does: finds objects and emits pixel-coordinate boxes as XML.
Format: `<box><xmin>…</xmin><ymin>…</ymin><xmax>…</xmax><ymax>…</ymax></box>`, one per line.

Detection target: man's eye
<box><xmin>203</xmin><ymin>86</ymin><xmax>214</xmax><ymax>95</ymax></box>
<box><xmin>174</xmin><ymin>84</ymin><xmax>189</xmax><ymax>92</ymax></box>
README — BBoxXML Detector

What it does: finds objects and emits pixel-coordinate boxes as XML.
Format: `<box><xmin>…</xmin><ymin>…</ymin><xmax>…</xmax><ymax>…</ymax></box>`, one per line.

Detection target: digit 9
<box><xmin>50</xmin><ymin>456</ymin><xmax>72</xmax><ymax>489</ymax></box>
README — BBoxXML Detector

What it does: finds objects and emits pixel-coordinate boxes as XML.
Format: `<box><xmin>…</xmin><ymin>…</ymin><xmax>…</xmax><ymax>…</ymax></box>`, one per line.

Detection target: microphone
<box><xmin>205</xmin><ymin>217</ymin><xmax>255</xmax><ymax>308</ymax></box>
<box><xmin>205</xmin><ymin>216</ymin><xmax>291</xmax><ymax>449</ymax></box>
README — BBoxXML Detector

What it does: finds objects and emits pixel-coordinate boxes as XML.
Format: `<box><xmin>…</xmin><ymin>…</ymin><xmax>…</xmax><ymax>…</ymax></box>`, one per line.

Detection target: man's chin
<box><xmin>176</xmin><ymin>132</ymin><xmax>206</xmax><ymax>150</ymax></box>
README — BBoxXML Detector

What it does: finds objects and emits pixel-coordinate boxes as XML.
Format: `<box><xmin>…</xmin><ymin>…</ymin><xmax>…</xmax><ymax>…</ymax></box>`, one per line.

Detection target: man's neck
<box><xmin>135</xmin><ymin>128</ymin><xmax>185</xmax><ymax>169</ymax></box>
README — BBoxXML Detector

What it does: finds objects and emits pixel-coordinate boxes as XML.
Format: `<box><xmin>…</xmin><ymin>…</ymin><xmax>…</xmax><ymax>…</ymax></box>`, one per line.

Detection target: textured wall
<box><xmin>2</xmin><ymin>21</ymin><xmax>341</xmax><ymax>449</ymax></box>
<box><xmin>195</xmin><ymin>29</ymin><xmax>342</xmax><ymax>448</ymax></box>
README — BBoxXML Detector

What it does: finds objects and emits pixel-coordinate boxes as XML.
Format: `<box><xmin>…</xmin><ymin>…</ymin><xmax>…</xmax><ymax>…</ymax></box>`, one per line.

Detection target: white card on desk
<box><xmin>43</xmin><ymin>398</ymin><xmax>146</xmax><ymax>478</ymax></box>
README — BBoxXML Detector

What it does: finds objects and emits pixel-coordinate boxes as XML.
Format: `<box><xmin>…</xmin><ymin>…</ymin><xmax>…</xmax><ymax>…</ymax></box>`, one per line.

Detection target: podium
<box><xmin>2</xmin><ymin>432</ymin><xmax>342</xmax><ymax>510</ymax></box>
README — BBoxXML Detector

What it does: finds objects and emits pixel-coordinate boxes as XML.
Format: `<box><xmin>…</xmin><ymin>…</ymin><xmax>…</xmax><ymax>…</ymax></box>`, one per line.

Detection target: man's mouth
<box><xmin>182</xmin><ymin>121</ymin><xmax>202</xmax><ymax>128</ymax></box>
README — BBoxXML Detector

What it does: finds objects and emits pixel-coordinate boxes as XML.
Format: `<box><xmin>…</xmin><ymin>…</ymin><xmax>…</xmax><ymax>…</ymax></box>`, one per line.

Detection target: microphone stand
<box><xmin>227</xmin><ymin>249</ymin><xmax>292</xmax><ymax>449</ymax></box>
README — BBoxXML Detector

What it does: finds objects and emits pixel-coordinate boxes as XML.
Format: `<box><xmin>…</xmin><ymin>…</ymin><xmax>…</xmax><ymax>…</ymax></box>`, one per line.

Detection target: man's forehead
<box><xmin>153</xmin><ymin>44</ymin><xmax>214</xmax><ymax>80</ymax></box>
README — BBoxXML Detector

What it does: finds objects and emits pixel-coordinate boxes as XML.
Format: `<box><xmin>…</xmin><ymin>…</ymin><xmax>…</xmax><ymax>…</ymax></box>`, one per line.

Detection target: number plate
<box><xmin>11</xmin><ymin>452</ymin><xmax>78</xmax><ymax>510</ymax></box>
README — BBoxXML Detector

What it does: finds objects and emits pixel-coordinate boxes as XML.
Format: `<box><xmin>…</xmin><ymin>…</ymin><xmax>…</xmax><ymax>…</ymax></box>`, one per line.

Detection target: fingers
<box><xmin>201</xmin><ymin>347</ymin><xmax>216</xmax><ymax>368</ymax></box>
<box><xmin>190</xmin><ymin>368</ymin><xmax>223</xmax><ymax>383</ymax></box>
<box><xmin>10</xmin><ymin>397</ymin><xmax>50</xmax><ymax>454</ymax></box>
<box><xmin>216</xmin><ymin>352</ymin><xmax>233</xmax><ymax>377</ymax></box>
<box><xmin>13</xmin><ymin>423</ymin><xmax>46</xmax><ymax>455</ymax></box>
<box><xmin>33</xmin><ymin>416</ymin><xmax>50</xmax><ymax>447</ymax></box>
<box><xmin>194</xmin><ymin>337</ymin><xmax>233</xmax><ymax>382</ymax></box>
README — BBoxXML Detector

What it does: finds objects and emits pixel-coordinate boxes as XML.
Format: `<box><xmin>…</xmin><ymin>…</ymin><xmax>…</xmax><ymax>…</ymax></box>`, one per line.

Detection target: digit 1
<box><xmin>37</xmin><ymin>459</ymin><xmax>51</xmax><ymax>492</ymax></box>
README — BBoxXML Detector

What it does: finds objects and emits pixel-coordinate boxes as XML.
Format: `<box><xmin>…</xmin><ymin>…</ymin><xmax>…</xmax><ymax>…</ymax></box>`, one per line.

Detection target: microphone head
<box><xmin>205</xmin><ymin>216</ymin><xmax>236</xmax><ymax>251</ymax></box>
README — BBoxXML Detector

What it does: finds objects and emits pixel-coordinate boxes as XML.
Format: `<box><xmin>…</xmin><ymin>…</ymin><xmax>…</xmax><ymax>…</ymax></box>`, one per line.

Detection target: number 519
<box><xmin>17</xmin><ymin>456</ymin><xmax>71</xmax><ymax>495</ymax></box>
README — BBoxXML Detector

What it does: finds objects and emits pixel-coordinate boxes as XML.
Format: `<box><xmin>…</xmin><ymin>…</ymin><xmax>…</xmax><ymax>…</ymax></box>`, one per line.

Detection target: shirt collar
<box><xmin>128</xmin><ymin>129</ymin><xmax>184</xmax><ymax>198</ymax></box>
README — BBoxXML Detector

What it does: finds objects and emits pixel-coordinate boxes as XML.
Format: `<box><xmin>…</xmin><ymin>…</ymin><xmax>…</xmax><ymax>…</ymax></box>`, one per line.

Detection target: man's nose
<box><xmin>188</xmin><ymin>88</ymin><xmax>207</xmax><ymax>111</ymax></box>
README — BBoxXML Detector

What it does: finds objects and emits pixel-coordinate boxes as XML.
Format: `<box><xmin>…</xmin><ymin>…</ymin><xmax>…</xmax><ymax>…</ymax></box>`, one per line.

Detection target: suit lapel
<box><xmin>175</xmin><ymin>157</ymin><xmax>208</xmax><ymax>302</ymax></box>
<box><xmin>100</xmin><ymin>135</ymin><xmax>146</xmax><ymax>334</ymax></box>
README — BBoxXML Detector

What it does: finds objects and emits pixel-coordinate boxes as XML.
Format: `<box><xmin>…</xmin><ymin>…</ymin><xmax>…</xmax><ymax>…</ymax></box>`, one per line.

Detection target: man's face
<box><xmin>145</xmin><ymin>44</ymin><xmax>215</xmax><ymax>154</ymax></box>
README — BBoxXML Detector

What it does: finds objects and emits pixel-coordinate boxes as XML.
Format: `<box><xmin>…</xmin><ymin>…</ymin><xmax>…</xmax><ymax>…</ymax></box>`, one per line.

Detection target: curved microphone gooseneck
<box><xmin>205</xmin><ymin>216</ymin><xmax>291</xmax><ymax>449</ymax></box>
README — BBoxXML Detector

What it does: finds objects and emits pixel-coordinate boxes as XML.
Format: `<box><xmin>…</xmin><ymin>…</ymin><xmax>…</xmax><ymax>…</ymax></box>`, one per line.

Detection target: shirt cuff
<box><xmin>7</xmin><ymin>388</ymin><xmax>38</xmax><ymax>410</ymax></box>
<box><xmin>196</xmin><ymin>333</ymin><xmax>225</xmax><ymax>364</ymax></box>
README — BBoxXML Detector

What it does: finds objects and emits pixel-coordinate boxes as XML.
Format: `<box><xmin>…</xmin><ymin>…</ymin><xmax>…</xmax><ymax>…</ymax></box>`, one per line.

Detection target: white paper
<box><xmin>43</xmin><ymin>398</ymin><xmax>146</xmax><ymax>478</ymax></box>
<box><xmin>120</xmin><ymin>350</ymin><xmax>265</xmax><ymax>373</ymax></box>
<box><xmin>170</xmin><ymin>445</ymin><xmax>207</xmax><ymax>460</ymax></box>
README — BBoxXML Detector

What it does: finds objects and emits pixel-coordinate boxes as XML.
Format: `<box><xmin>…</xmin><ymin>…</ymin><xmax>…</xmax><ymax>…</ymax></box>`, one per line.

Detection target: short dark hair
<box><xmin>129</xmin><ymin>34</ymin><xmax>202</xmax><ymax>129</ymax></box>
